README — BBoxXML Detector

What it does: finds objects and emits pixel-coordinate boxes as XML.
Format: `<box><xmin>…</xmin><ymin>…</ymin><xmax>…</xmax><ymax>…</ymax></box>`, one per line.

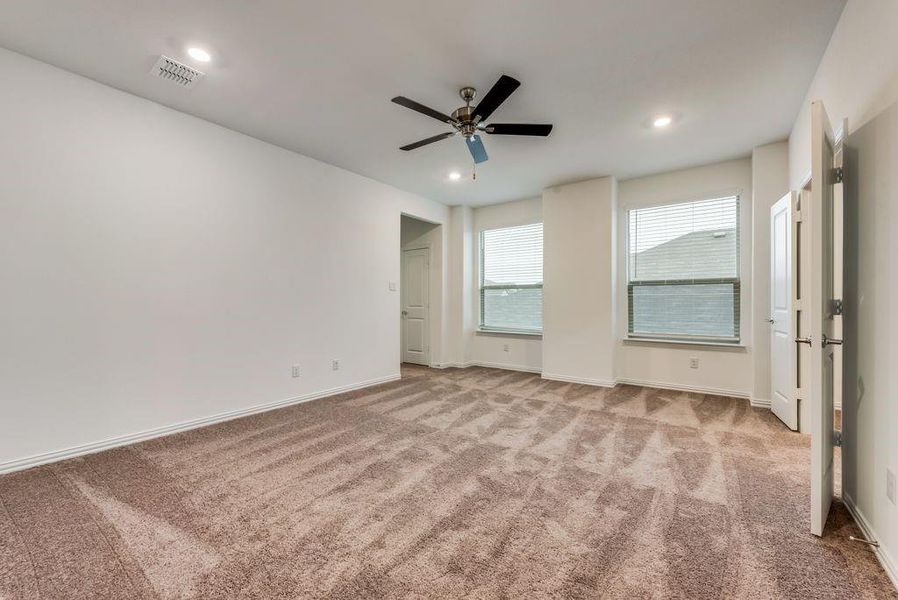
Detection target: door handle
<box><xmin>768</xmin><ymin>318</ymin><xmax>775</xmax><ymax>324</ymax></box>
<box><xmin>823</xmin><ymin>335</ymin><xmax>842</xmax><ymax>347</ymax></box>
<box><xmin>795</xmin><ymin>336</ymin><xmax>813</xmax><ymax>347</ymax></box>
<box><xmin>401</xmin><ymin>310</ymin><xmax>408</xmax><ymax>316</ymax></box>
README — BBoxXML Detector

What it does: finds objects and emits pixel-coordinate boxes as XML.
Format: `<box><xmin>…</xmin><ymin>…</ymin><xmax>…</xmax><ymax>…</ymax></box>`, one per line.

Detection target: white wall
<box><xmin>789</xmin><ymin>0</ymin><xmax>898</xmax><ymax>188</ymax></box>
<box><xmin>400</xmin><ymin>215</ymin><xmax>438</xmax><ymax>246</ymax></box>
<box><xmin>790</xmin><ymin>0</ymin><xmax>898</xmax><ymax>584</ymax></box>
<box><xmin>0</xmin><ymin>48</ymin><xmax>449</xmax><ymax>469</ymax></box>
<box><xmin>542</xmin><ymin>178</ymin><xmax>617</xmax><ymax>386</ymax></box>
<box><xmin>750</xmin><ymin>142</ymin><xmax>790</xmax><ymax>403</ymax></box>
<box><xmin>468</xmin><ymin>197</ymin><xmax>543</xmax><ymax>372</ymax></box>
<box><xmin>445</xmin><ymin>205</ymin><xmax>474</xmax><ymax>367</ymax></box>
<box><xmin>616</xmin><ymin>158</ymin><xmax>754</xmax><ymax>397</ymax></box>
<box><xmin>842</xmin><ymin>102</ymin><xmax>898</xmax><ymax>585</ymax></box>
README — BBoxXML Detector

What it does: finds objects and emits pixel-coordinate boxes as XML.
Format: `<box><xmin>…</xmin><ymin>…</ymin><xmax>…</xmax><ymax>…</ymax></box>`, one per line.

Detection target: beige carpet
<box><xmin>0</xmin><ymin>365</ymin><xmax>894</xmax><ymax>599</ymax></box>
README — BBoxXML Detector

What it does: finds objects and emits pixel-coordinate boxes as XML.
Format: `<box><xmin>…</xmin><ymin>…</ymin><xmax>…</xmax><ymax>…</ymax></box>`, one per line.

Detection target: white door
<box><xmin>808</xmin><ymin>100</ymin><xmax>841</xmax><ymax>537</ymax></box>
<box><xmin>770</xmin><ymin>192</ymin><xmax>798</xmax><ymax>430</ymax></box>
<box><xmin>401</xmin><ymin>247</ymin><xmax>429</xmax><ymax>365</ymax></box>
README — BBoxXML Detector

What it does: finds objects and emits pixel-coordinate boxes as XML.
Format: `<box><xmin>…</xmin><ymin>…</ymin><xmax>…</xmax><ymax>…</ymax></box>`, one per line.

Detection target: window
<box><xmin>480</xmin><ymin>223</ymin><xmax>543</xmax><ymax>333</ymax></box>
<box><xmin>627</xmin><ymin>195</ymin><xmax>740</xmax><ymax>343</ymax></box>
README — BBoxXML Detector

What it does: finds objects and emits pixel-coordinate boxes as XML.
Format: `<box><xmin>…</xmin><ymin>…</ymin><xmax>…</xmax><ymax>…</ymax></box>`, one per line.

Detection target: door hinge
<box><xmin>831</xmin><ymin>298</ymin><xmax>843</xmax><ymax>315</ymax></box>
<box><xmin>832</xmin><ymin>167</ymin><xmax>844</xmax><ymax>184</ymax></box>
<box><xmin>833</xmin><ymin>429</ymin><xmax>843</xmax><ymax>447</ymax></box>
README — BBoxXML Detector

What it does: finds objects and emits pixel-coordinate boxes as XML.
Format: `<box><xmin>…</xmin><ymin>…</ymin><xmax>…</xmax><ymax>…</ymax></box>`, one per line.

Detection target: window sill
<box><xmin>476</xmin><ymin>329</ymin><xmax>543</xmax><ymax>339</ymax></box>
<box><xmin>622</xmin><ymin>337</ymin><xmax>746</xmax><ymax>350</ymax></box>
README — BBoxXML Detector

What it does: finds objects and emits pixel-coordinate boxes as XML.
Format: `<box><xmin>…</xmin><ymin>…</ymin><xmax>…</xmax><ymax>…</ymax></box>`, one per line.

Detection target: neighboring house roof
<box><xmin>630</xmin><ymin>228</ymin><xmax>737</xmax><ymax>280</ymax></box>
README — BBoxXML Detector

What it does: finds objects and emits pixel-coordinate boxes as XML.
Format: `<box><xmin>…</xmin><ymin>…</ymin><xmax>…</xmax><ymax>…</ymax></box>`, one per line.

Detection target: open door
<box><xmin>770</xmin><ymin>192</ymin><xmax>798</xmax><ymax>430</ymax></box>
<box><xmin>807</xmin><ymin>100</ymin><xmax>842</xmax><ymax>536</ymax></box>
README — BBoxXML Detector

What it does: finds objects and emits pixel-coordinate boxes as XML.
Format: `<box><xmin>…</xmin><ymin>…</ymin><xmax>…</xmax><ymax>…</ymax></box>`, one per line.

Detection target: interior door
<box><xmin>808</xmin><ymin>100</ymin><xmax>839</xmax><ymax>537</ymax></box>
<box><xmin>770</xmin><ymin>192</ymin><xmax>797</xmax><ymax>430</ymax></box>
<box><xmin>401</xmin><ymin>247</ymin><xmax>430</xmax><ymax>365</ymax></box>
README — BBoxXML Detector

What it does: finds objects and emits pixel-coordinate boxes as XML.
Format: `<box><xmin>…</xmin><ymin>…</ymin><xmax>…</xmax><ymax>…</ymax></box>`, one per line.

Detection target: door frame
<box><xmin>400</xmin><ymin>242</ymin><xmax>433</xmax><ymax>367</ymax></box>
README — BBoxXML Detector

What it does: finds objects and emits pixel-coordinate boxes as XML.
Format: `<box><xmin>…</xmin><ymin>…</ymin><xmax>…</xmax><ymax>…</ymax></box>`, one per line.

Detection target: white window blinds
<box><xmin>480</xmin><ymin>223</ymin><xmax>543</xmax><ymax>332</ymax></box>
<box><xmin>627</xmin><ymin>195</ymin><xmax>740</xmax><ymax>342</ymax></box>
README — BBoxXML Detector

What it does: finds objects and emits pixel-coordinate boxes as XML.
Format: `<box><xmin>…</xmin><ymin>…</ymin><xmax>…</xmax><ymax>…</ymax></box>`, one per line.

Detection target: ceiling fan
<box><xmin>391</xmin><ymin>75</ymin><xmax>553</xmax><ymax>165</ymax></box>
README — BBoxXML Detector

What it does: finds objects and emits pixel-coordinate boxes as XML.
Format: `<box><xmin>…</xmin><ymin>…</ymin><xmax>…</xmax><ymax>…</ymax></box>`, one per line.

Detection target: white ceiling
<box><xmin>0</xmin><ymin>0</ymin><xmax>845</xmax><ymax>206</ymax></box>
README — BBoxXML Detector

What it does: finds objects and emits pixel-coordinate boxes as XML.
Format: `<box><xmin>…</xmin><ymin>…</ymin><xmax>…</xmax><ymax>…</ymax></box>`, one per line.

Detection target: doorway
<box><xmin>401</xmin><ymin>247</ymin><xmax>430</xmax><ymax>365</ymax></box>
<box><xmin>400</xmin><ymin>215</ymin><xmax>440</xmax><ymax>367</ymax></box>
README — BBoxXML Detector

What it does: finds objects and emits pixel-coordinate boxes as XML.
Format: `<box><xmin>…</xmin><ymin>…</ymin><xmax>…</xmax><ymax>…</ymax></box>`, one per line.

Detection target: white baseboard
<box><xmin>436</xmin><ymin>365</ymin><xmax>751</xmax><ymax>398</ymax></box>
<box><xmin>614</xmin><ymin>377</ymin><xmax>750</xmax><ymax>399</ymax></box>
<box><xmin>429</xmin><ymin>361</ymin><xmax>471</xmax><ymax>370</ymax></box>
<box><xmin>750</xmin><ymin>397</ymin><xmax>772</xmax><ymax>408</ymax></box>
<box><xmin>432</xmin><ymin>361</ymin><xmax>541</xmax><ymax>374</ymax></box>
<box><xmin>843</xmin><ymin>492</ymin><xmax>898</xmax><ymax>591</ymax></box>
<box><xmin>0</xmin><ymin>374</ymin><xmax>400</xmax><ymax>476</ymax></box>
<box><xmin>472</xmin><ymin>361</ymin><xmax>542</xmax><ymax>374</ymax></box>
<box><xmin>541</xmin><ymin>372</ymin><xmax>616</xmax><ymax>388</ymax></box>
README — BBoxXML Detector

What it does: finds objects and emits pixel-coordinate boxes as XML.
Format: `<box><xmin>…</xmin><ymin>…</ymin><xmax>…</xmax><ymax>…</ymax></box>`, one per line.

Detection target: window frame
<box><xmin>625</xmin><ymin>194</ymin><xmax>742</xmax><ymax>345</ymax></box>
<box><xmin>478</xmin><ymin>222</ymin><xmax>544</xmax><ymax>334</ymax></box>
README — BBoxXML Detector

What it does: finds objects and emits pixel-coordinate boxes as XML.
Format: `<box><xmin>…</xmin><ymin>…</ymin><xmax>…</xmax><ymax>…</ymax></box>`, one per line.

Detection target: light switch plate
<box><xmin>389</xmin><ymin>282</ymin><xmax>397</xmax><ymax>291</ymax></box>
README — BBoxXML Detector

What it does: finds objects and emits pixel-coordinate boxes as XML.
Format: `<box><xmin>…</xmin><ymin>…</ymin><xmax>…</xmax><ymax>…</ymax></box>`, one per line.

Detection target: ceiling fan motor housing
<box><xmin>451</xmin><ymin>104</ymin><xmax>477</xmax><ymax>138</ymax></box>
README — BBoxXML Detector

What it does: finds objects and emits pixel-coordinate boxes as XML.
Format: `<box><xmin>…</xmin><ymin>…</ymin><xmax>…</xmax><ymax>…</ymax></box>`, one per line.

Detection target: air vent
<box><xmin>150</xmin><ymin>55</ymin><xmax>204</xmax><ymax>89</ymax></box>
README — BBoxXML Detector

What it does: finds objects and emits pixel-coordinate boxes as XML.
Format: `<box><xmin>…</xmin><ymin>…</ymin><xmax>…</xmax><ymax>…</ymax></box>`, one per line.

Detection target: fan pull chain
<box><xmin>472</xmin><ymin>160</ymin><xmax>477</xmax><ymax>181</ymax></box>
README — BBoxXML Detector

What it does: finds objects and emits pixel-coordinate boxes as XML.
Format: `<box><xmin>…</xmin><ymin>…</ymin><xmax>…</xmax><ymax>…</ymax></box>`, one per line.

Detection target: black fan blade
<box><xmin>465</xmin><ymin>135</ymin><xmax>489</xmax><ymax>164</ymax></box>
<box><xmin>391</xmin><ymin>96</ymin><xmax>458</xmax><ymax>125</ymax></box>
<box><xmin>399</xmin><ymin>131</ymin><xmax>455</xmax><ymax>151</ymax></box>
<box><xmin>485</xmin><ymin>123</ymin><xmax>553</xmax><ymax>136</ymax></box>
<box><xmin>471</xmin><ymin>75</ymin><xmax>520</xmax><ymax>122</ymax></box>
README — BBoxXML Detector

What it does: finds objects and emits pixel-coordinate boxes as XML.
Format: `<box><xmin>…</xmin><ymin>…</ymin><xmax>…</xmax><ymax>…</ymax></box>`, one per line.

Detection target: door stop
<box><xmin>849</xmin><ymin>536</ymin><xmax>880</xmax><ymax>548</ymax></box>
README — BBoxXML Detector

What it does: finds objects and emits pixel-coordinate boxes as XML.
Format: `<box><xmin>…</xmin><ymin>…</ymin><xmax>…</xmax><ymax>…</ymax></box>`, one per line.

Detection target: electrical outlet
<box><xmin>503</xmin><ymin>344</ymin><xmax>509</xmax><ymax>353</ymax></box>
<box><xmin>291</xmin><ymin>365</ymin><xmax>301</xmax><ymax>378</ymax></box>
<box><xmin>332</xmin><ymin>360</ymin><xmax>340</xmax><ymax>371</ymax></box>
<box><xmin>388</xmin><ymin>281</ymin><xmax>397</xmax><ymax>291</ymax></box>
<box><xmin>887</xmin><ymin>468</ymin><xmax>896</xmax><ymax>505</ymax></box>
<box><xmin>689</xmin><ymin>357</ymin><xmax>699</xmax><ymax>369</ymax></box>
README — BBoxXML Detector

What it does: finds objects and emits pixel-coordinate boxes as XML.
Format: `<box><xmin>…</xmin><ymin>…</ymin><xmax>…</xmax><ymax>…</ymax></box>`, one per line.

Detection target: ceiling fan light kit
<box><xmin>391</xmin><ymin>74</ymin><xmax>553</xmax><ymax>168</ymax></box>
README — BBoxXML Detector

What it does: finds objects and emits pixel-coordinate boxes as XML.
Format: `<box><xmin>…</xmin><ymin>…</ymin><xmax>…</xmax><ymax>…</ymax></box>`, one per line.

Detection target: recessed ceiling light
<box><xmin>653</xmin><ymin>115</ymin><xmax>673</xmax><ymax>128</ymax></box>
<box><xmin>448</xmin><ymin>171</ymin><xmax>462</xmax><ymax>181</ymax></box>
<box><xmin>187</xmin><ymin>47</ymin><xmax>211</xmax><ymax>63</ymax></box>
